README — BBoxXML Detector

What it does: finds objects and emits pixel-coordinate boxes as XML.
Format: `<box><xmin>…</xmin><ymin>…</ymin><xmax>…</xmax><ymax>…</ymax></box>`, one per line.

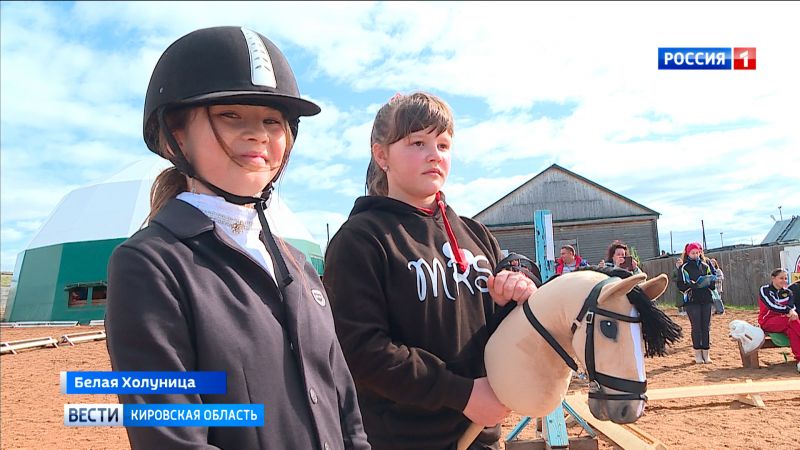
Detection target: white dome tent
<box><xmin>5</xmin><ymin>157</ymin><xmax>324</xmax><ymax>324</ymax></box>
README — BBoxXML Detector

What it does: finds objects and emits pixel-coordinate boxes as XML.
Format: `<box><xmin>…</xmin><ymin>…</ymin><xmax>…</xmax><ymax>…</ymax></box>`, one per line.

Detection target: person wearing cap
<box><xmin>105</xmin><ymin>26</ymin><xmax>369</xmax><ymax>450</ymax></box>
<box><xmin>323</xmin><ymin>92</ymin><xmax>537</xmax><ymax>450</ymax></box>
<box><xmin>677</xmin><ymin>242</ymin><xmax>718</xmax><ymax>364</ymax></box>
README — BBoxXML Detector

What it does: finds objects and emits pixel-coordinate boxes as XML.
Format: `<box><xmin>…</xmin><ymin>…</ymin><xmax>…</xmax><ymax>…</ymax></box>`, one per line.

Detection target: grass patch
<box><xmin>1</xmin><ymin>273</ymin><xmax>11</xmax><ymax>287</ymax></box>
<box><xmin>721</xmin><ymin>303</ymin><xmax>758</xmax><ymax>311</ymax></box>
<box><xmin>657</xmin><ymin>302</ymin><xmax>758</xmax><ymax>311</ymax></box>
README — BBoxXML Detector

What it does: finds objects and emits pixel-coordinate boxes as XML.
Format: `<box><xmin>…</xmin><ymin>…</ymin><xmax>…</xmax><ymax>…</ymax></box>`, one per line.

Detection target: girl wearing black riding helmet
<box><xmin>105</xmin><ymin>26</ymin><xmax>369</xmax><ymax>450</ymax></box>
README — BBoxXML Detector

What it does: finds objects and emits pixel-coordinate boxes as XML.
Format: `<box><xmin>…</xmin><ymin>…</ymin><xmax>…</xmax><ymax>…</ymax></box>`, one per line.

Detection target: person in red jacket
<box><xmin>555</xmin><ymin>245</ymin><xmax>588</xmax><ymax>275</ymax></box>
<box><xmin>758</xmin><ymin>268</ymin><xmax>800</xmax><ymax>372</ymax></box>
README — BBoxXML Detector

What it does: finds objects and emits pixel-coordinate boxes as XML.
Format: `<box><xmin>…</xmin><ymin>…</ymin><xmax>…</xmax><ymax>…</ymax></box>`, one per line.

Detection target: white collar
<box><xmin>177</xmin><ymin>192</ymin><xmax>260</xmax><ymax>235</ymax></box>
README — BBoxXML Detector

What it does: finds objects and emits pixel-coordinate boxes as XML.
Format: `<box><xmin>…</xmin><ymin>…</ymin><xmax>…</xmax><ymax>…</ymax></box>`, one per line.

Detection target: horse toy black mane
<box><xmin>553</xmin><ymin>266</ymin><xmax>683</xmax><ymax>357</ymax></box>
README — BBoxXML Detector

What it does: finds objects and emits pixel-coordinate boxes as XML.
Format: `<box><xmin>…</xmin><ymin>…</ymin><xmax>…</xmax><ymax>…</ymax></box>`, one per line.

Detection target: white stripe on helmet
<box><xmin>241</xmin><ymin>27</ymin><xmax>277</xmax><ymax>88</ymax></box>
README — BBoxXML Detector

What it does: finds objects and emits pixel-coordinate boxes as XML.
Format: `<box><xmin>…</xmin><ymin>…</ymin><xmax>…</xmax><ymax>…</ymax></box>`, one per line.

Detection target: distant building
<box><xmin>761</xmin><ymin>216</ymin><xmax>800</xmax><ymax>245</ymax></box>
<box><xmin>0</xmin><ymin>272</ymin><xmax>11</xmax><ymax>320</ymax></box>
<box><xmin>473</xmin><ymin>164</ymin><xmax>660</xmax><ymax>265</ymax></box>
<box><xmin>4</xmin><ymin>158</ymin><xmax>324</xmax><ymax>324</ymax></box>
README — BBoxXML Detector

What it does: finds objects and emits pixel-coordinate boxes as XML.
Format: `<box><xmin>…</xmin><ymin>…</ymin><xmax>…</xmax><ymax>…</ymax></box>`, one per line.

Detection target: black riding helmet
<box><xmin>143</xmin><ymin>26</ymin><xmax>320</xmax><ymax>153</ymax></box>
<box><xmin>143</xmin><ymin>26</ymin><xmax>320</xmax><ymax>292</ymax></box>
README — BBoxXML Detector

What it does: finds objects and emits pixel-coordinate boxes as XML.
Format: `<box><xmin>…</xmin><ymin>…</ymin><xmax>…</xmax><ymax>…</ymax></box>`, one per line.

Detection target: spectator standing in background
<box><xmin>677</xmin><ymin>242</ymin><xmax>717</xmax><ymax>364</ymax></box>
<box><xmin>555</xmin><ymin>245</ymin><xmax>588</xmax><ymax>275</ymax></box>
<box><xmin>672</xmin><ymin>258</ymin><xmax>686</xmax><ymax>316</ymax></box>
<box><xmin>709</xmin><ymin>258</ymin><xmax>725</xmax><ymax>315</ymax></box>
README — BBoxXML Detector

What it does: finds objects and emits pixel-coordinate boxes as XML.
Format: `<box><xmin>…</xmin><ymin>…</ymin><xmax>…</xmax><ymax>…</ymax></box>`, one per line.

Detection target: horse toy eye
<box><xmin>600</xmin><ymin>320</ymin><xmax>618</xmax><ymax>340</ymax></box>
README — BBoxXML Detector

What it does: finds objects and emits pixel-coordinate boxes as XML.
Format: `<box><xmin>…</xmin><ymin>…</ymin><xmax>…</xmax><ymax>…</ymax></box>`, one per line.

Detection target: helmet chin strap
<box><xmin>158</xmin><ymin>110</ymin><xmax>294</xmax><ymax>291</ymax></box>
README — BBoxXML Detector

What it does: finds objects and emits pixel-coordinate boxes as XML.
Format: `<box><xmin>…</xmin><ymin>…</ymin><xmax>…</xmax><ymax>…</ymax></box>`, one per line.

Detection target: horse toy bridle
<box><xmin>496</xmin><ymin>257</ymin><xmax>647</xmax><ymax>402</ymax></box>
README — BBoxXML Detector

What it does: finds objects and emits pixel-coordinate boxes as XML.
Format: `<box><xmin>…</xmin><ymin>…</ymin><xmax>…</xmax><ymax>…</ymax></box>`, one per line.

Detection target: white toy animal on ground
<box><xmin>729</xmin><ymin>319</ymin><xmax>765</xmax><ymax>354</ymax></box>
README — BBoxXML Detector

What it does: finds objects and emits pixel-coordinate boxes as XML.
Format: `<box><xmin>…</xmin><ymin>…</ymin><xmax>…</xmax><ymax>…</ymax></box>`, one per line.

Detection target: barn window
<box><xmin>67</xmin><ymin>287</ymin><xmax>89</xmax><ymax>307</ymax></box>
<box><xmin>65</xmin><ymin>281</ymin><xmax>107</xmax><ymax>307</ymax></box>
<box><xmin>91</xmin><ymin>286</ymin><xmax>107</xmax><ymax>305</ymax></box>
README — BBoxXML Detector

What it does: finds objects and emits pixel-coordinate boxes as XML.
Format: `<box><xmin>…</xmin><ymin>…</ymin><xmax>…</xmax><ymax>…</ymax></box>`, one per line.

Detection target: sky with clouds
<box><xmin>2</xmin><ymin>1</ymin><xmax>799</xmax><ymax>271</ymax></box>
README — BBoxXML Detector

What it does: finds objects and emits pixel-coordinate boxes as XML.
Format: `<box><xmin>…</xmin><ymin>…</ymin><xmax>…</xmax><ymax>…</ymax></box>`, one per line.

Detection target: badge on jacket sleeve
<box><xmin>311</xmin><ymin>289</ymin><xmax>326</xmax><ymax>307</ymax></box>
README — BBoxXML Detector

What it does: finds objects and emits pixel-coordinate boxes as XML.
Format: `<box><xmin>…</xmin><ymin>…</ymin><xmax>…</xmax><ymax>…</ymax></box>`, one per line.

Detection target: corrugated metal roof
<box><xmin>761</xmin><ymin>216</ymin><xmax>800</xmax><ymax>244</ymax></box>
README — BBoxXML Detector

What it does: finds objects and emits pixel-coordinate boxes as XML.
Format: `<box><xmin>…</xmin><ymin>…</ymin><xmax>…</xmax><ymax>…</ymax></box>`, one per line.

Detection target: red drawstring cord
<box><xmin>435</xmin><ymin>192</ymin><xmax>468</xmax><ymax>273</ymax></box>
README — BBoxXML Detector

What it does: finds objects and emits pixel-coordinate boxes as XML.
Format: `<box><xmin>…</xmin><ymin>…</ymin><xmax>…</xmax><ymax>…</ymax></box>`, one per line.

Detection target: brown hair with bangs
<box><xmin>366</xmin><ymin>92</ymin><xmax>455</xmax><ymax>196</ymax></box>
<box><xmin>147</xmin><ymin>105</ymin><xmax>295</xmax><ymax>222</ymax></box>
<box><xmin>607</xmin><ymin>240</ymin><xmax>629</xmax><ymax>263</ymax></box>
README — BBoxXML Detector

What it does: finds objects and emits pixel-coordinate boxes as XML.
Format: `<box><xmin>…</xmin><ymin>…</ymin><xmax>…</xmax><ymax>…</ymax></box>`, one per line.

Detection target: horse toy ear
<box><xmin>596</xmin><ymin>273</ymin><xmax>648</xmax><ymax>305</ymax></box>
<box><xmin>638</xmin><ymin>274</ymin><xmax>669</xmax><ymax>301</ymax></box>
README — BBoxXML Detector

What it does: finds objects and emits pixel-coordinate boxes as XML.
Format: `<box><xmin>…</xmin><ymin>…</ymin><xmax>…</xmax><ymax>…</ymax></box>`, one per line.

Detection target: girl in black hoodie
<box><xmin>323</xmin><ymin>92</ymin><xmax>537</xmax><ymax>450</ymax></box>
<box><xmin>677</xmin><ymin>242</ymin><xmax>717</xmax><ymax>364</ymax></box>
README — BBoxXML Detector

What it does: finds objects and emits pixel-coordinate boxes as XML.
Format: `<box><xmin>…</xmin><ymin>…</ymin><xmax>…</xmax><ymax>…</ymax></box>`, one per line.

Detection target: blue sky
<box><xmin>2</xmin><ymin>1</ymin><xmax>799</xmax><ymax>271</ymax></box>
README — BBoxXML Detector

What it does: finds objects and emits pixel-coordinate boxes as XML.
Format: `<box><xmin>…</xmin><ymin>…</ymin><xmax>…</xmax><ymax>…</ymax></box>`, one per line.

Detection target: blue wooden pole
<box><xmin>534</xmin><ymin>210</ymin><xmax>555</xmax><ymax>282</ymax></box>
<box><xmin>506</xmin><ymin>210</ymin><xmax>564</xmax><ymax>444</ymax></box>
<box><xmin>542</xmin><ymin>403</ymin><xmax>570</xmax><ymax>448</ymax></box>
<box><xmin>504</xmin><ymin>415</ymin><xmax>531</xmax><ymax>441</ymax></box>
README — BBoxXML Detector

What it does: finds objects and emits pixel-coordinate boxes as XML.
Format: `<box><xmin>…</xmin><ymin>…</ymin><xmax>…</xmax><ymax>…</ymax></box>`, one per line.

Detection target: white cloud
<box><xmin>291</xmin><ymin>99</ymin><xmax>376</xmax><ymax>162</ymax></box>
<box><xmin>283</xmin><ymin>162</ymin><xmax>362</xmax><ymax>197</ymax></box>
<box><xmin>1</xmin><ymin>227</ymin><xmax>24</xmax><ymax>242</ymax></box>
<box><xmin>446</xmin><ymin>174</ymin><xmax>533</xmax><ymax>218</ymax></box>
<box><xmin>453</xmin><ymin>114</ymin><xmax>560</xmax><ymax>166</ymax></box>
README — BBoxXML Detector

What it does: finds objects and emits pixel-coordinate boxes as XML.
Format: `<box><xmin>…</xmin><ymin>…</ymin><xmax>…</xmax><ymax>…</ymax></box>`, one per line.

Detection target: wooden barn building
<box><xmin>473</xmin><ymin>164</ymin><xmax>661</xmax><ymax>265</ymax></box>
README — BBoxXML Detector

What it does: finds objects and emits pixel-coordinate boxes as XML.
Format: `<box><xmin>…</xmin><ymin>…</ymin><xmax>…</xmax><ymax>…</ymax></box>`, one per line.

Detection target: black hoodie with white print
<box><xmin>323</xmin><ymin>194</ymin><xmax>510</xmax><ymax>450</ymax></box>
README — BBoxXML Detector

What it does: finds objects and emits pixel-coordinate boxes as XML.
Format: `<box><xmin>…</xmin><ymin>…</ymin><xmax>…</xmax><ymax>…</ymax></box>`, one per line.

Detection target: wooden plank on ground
<box><xmin>60</xmin><ymin>331</ymin><xmax>106</xmax><ymax>346</ymax></box>
<box><xmin>0</xmin><ymin>337</ymin><xmax>59</xmax><ymax>355</ymax></box>
<box><xmin>646</xmin><ymin>380</ymin><xmax>800</xmax><ymax>401</ymax></box>
<box><xmin>624</xmin><ymin>423</ymin><xmax>668</xmax><ymax>450</ymax></box>
<box><xmin>563</xmin><ymin>394</ymin><xmax>664</xmax><ymax>450</ymax></box>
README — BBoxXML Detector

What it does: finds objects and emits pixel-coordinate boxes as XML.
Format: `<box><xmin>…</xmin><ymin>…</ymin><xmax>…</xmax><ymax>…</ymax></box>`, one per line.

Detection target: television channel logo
<box><xmin>64</xmin><ymin>404</ymin><xmax>123</xmax><ymax>426</ymax></box>
<box><xmin>658</xmin><ymin>47</ymin><xmax>756</xmax><ymax>70</ymax></box>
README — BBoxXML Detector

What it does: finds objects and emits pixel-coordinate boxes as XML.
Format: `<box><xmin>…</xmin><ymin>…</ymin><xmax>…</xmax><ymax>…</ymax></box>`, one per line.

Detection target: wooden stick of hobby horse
<box><xmin>457</xmin><ymin>423</ymin><xmax>483</xmax><ymax>450</ymax></box>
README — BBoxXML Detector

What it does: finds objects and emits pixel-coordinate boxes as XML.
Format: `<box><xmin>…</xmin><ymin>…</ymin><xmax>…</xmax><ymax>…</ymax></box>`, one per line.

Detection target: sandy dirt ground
<box><xmin>1</xmin><ymin>308</ymin><xmax>798</xmax><ymax>450</ymax></box>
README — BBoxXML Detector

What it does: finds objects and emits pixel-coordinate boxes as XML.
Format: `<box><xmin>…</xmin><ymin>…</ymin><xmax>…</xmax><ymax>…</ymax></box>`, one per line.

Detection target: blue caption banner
<box><xmin>64</xmin><ymin>404</ymin><xmax>264</xmax><ymax>427</ymax></box>
<box><xmin>124</xmin><ymin>404</ymin><xmax>264</xmax><ymax>427</ymax></box>
<box><xmin>61</xmin><ymin>371</ymin><xmax>226</xmax><ymax>395</ymax></box>
<box><xmin>658</xmin><ymin>47</ymin><xmax>732</xmax><ymax>70</ymax></box>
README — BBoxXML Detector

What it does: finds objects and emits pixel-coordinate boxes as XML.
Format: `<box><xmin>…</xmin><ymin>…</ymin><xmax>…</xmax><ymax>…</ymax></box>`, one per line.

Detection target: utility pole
<box><xmin>778</xmin><ymin>206</ymin><xmax>783</xmax><ymax>221</ymax></box>
<box><xmin>701</xmin><ymin>220</ymin><xmax>707</xmax><ymax>250</ymax></box>
<box><xmin>720</xmin><ymin>231</ymin><xmax>724</xmax><ymax>247</ymax></box>
<box><xmin>670</xmin><ymin>231</ymin><xmax>674</xmax><ymax>254</ymax></box>
<box><xmin>326</xmin><ymin>223</ymin><xmax>330</xmax><ymax>246</ymax></box>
